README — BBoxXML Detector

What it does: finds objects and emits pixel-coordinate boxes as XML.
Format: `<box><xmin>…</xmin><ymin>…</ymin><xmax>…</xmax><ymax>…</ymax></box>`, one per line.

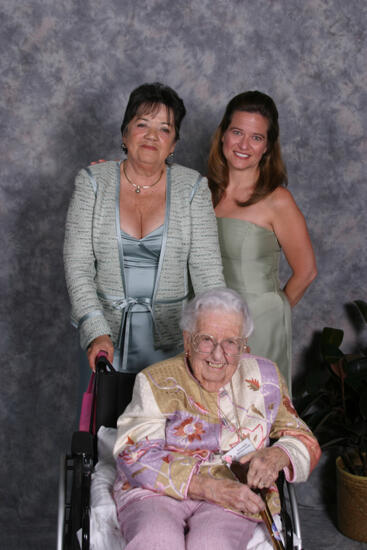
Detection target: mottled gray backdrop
<box><xmin>1</xmin><ymin>0</ymin><xmax>366</xmax><ymax>547</ymax></box>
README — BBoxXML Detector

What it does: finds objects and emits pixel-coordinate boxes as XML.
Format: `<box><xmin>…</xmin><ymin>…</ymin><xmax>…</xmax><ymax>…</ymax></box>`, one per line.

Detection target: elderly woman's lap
<box><xmin>118</xmin><ymin>495</ymin><xmax>257</xmax><ymax>550</ymax></box>
<box><xmin>118</xmin><ymin>496</ymin><xmax>187</xmax><ymax>549</ymax></box>
<box><xmin>187</xmin><ymin>501</ymin><xmax>257</xmax><ymax>549</ymax></box>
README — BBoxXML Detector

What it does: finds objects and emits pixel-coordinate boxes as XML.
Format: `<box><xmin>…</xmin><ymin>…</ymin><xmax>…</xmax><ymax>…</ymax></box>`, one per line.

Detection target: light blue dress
<box><xmin>117</xmin><ymin>225</ymin><xmax>181</xmax><ymax>373</ymax></box>
<box><xmin>77</xmin><ymin>224</ymin><xmax>180</xmax><ymax>420</ymax></box>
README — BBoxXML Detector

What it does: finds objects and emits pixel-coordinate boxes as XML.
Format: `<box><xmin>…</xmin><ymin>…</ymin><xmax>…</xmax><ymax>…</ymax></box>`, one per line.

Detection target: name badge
<box><xmin>223</xmin><ymin>437</ymin><xmax>256</xmax><ymax>462</ymax></box>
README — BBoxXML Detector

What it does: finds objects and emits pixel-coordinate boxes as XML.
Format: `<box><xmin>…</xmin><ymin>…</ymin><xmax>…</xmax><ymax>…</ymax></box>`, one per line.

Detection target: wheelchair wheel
<box><xmin>56</xmin><ymin>433</ymin><xmax>94</xmax><ymax>550</ymax></box>
<box><xmin>57</xmin><ymin>454</ymin><xmax>67</xmax><ymax>550</ymax></box>
<box><xmin>56</xmin><ymin>452</ymin><xmax>81</xmax><ymax>550</ymax></box>
<box><xmin>286</xmin><ymin>483</ymin><xmax>302</xmax><ymax>550</ymax></box>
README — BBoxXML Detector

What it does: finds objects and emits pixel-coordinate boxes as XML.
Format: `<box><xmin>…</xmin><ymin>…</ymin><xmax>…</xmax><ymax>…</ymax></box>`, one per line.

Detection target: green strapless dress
<box><xmin>217</xmin><ymin>217</ymin><xmax>292</xmax><ymax>387</ymax></box>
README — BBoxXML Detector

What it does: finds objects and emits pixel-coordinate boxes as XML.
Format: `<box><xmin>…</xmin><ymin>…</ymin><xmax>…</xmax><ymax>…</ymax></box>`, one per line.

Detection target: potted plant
<box><xmin>295</xmin><ymin>300</ymin><xmax>367</xmax><ymax>542</ymax></box>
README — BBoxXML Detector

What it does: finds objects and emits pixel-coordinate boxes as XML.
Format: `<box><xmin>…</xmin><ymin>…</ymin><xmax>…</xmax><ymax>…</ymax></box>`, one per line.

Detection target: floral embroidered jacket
<box><xmin>113</xmin><ymin>354</ymin><xmax>321</xmax><ymax>520</ymax></box>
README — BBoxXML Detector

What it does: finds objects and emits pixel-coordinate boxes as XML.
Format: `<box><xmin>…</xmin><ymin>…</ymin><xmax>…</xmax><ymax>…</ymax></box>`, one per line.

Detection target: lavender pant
<box><xmin>118</xmin><ymin>495</ymin><xmax>258</xmax><ymax>550</ymax></box>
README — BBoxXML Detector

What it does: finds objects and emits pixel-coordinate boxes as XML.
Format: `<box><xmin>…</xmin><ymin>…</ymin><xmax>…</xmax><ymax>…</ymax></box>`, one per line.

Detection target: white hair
<box><xmin>180</xmin><ymin>287</ymin><xmax>253</xmax><ymax>338</ymax></box>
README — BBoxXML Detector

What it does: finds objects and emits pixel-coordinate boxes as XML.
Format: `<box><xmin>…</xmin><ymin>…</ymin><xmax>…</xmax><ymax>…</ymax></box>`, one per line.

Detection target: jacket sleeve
<box><xmin>63</xmin><ymin>168</ymin><xmax>112</xmax><ymax>349</ymax></box>
<box><xmin>270</xmin><ymin>373</ymin><xmax>321</xmax><ymax>482</ymax></box>
<box><xmin>114</xmin><ymin>373</ymin><xmax>203</xmax><ymax>500</ymax></box>
<box><xmin>188</xmin><ymin>177</ymin><xmax>225</xmax><ymax>292</ymax></box>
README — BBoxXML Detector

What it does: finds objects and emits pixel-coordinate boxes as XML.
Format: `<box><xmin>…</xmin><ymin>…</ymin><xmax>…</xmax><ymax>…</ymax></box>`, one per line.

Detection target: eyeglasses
<box><xmin>191</xmin><ymin>333</ymin><xmax>245</xmax><ymax>357</ymax></box>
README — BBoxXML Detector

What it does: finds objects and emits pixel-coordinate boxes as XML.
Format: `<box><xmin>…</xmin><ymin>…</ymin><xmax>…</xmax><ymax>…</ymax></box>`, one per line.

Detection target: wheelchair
<box><xmin>56</xmin><ymin>356</ymin><xmax>303</xmax><ymax>550</ymax></box>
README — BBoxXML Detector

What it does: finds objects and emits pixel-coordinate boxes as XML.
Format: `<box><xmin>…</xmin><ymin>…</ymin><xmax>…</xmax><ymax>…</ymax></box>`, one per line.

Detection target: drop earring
<box><xmin>166</xmin><ymin>152</ymin><xmax>174</xmax><ymax>164</ymax></box>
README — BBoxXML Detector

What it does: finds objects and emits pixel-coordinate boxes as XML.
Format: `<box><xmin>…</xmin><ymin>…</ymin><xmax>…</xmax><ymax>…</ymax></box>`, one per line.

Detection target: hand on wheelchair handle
<box><xmin>87</xmin><ymin>334</ymin><xmax>114</xmax><ymax>372</ymax></box>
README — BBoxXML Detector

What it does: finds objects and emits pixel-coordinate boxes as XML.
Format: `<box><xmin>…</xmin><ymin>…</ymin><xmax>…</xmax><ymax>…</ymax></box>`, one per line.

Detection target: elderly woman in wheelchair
<box><xmin>113</xmin><ymin>288</ymin><xmax>321</xmax><ymax>549</ymax></box>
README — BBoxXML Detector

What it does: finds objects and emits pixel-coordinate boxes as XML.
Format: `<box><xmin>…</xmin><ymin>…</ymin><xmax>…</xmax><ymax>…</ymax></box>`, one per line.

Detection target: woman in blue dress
<box><xmin>64</xmin><ymin>83</ymin><xmax>224</xmax><ymax>393</ymax></box>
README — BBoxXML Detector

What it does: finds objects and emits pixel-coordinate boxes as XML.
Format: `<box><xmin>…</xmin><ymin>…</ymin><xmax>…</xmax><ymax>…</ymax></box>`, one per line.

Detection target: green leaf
<box><xmin>322</xmin><ymin>327</ymin><xmax>344</xmax><ymax>348</ymax></box>
<box><xmin>354</xmin><ymin>300</ymin><xmax>367</xmax><ymax>324</ymax></box>
<box><xmin>323</xmin><ymin>346</ymin><xmax>344</xmax><ymax>364</ymax></box>
<box><xmin>321</xmin><ymin>327</ymin><xmax>344</xmax><ymax>362</ymax></box>
<box><xmin>344</xmin><ymin>357</ymin><xmax>367</xmax><ymax>385</ymax></box>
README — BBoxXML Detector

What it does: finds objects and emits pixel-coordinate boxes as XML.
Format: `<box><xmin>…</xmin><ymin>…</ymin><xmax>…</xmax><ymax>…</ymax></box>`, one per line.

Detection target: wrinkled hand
<box><xmin>240</xmin><ymin>447</ymin><xmax>290</xmax><ymax>490</ymax></box>
<box><xmin>188</xmin><ymin>475</ymin><xmax>265</xmax><ymax>515</ymax></box>
<box><xmin>87</xmin><ymin>334</ymin><xmax>114</xmax><ymax>371</ymax></box>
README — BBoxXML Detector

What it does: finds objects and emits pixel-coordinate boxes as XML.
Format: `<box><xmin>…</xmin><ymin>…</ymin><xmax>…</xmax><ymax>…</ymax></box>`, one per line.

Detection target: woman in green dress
<box><xmin>208</xmin><ymin>91</ymin><xmax>317</xmax><ymax>387</ymax></box>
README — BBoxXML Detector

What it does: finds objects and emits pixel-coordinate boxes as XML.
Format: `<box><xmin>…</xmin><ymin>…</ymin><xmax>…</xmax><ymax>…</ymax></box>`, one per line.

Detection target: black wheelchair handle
<box><xmin>95</xmin><ymin>352</ymin><xmax>116</xmax><ymax>374</ymax></box>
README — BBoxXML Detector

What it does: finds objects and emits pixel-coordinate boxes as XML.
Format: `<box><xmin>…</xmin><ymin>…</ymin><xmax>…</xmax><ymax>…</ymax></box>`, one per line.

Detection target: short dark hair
<box><xmin>121</xmin><ymin>82</ymin><xmax>186</xmax><ymax>141</ymax></box>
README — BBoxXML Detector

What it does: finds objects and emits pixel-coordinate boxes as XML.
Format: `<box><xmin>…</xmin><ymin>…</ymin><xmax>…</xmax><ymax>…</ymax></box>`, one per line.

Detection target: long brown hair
<box><xmin>208</xmin><ymin>91</ymin><xmax>287</xmax><ymax>207</ymax></box>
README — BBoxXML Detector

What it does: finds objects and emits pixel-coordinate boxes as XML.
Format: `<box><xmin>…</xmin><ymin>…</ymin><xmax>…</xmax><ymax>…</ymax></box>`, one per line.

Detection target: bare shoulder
<box><xmin>266</xmin><ymin>187</ymin><xmax>304</xmax><ymax>220</ymax></box>
<box><xmin>267</xmin><ymin>187</ymin><xmax>297</xmax><ymax>209</ymax></box>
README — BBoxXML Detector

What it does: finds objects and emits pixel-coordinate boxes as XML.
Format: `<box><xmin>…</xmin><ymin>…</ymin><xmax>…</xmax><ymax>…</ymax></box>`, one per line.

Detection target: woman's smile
<box><xmin>234</xmin><ymin>151</ymin><xmax>250</xmax><ymax>159</ymax></box>
<box><xmin>207</xmin><ymin>360</ymin><xmax>226</xmax><ymax>370</ymax></box>
<box><xmin>141</xmin><ymin>144</ymin><xmax>158</xmax><ymax>150</ymax></box>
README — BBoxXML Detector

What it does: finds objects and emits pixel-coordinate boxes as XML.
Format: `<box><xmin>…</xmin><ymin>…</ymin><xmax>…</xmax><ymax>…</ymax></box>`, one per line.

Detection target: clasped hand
<box><xmin>240</xmin><ymin>446</ymin><xmax>290</xmax><ymax>490</ymax></box>
<box><xmin>188</xmin><ymin>446</ymin><xmax>290</xmax><ymax>515</ymax></box>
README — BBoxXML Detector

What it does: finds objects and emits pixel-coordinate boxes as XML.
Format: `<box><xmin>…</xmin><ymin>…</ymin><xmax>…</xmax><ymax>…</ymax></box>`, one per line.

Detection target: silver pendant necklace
<box><xmin>123</xmin><ymin>161</ymin><xmax>163</xmax><ymax>193</ymax></box>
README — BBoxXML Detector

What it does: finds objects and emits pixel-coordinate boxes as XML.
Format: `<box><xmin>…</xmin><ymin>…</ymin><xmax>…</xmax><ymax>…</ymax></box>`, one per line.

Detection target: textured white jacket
<box><xmin>63</xmin><ymin>161</ymin><xmax>224</xmax><ymax>351</ymax></box>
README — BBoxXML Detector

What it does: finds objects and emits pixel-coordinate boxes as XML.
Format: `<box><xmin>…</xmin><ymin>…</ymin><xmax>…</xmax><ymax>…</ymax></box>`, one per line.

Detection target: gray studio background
<box><xmin>1</xmin><ymin>0</ymin><xmax>366</xmax><ymax>548</ymax></box>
